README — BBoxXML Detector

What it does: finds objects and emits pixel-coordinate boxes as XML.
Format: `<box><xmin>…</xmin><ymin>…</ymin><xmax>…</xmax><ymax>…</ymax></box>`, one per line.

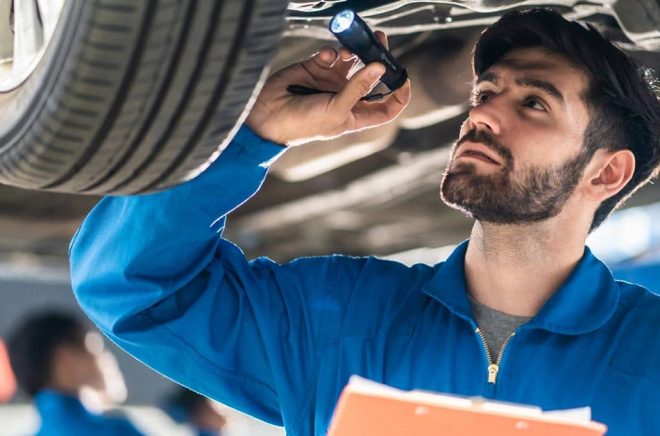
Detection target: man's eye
<box><xmin>523</xmin><ymin>97</ymin><xmax>546</xmax><ymax>111</ymax></box>
<box><xmin>470</xmin><ymin>90</ymin><xmax>493</xmax><ymax>106</ymax></box>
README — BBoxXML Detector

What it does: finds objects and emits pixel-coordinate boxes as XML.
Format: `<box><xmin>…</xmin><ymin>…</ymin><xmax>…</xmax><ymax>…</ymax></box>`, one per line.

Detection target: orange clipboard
<box><xmin>328</xmin><ymin>376</ymin><xmax>607</xmax><ymax>436</ymax></box>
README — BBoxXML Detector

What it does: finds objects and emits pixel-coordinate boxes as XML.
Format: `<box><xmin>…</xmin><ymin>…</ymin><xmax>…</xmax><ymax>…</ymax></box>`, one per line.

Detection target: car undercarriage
<box><xmin>0</xmin><ymin>0</ymin><xmax>658</xmax><ymax>270</ymax></box>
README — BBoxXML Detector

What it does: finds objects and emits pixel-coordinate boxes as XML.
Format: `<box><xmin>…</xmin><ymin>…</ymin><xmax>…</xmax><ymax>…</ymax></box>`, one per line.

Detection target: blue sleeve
<box><xmin>100</xmin><ymin>416</ymin><xmax>144</xmax><ymax>436</ymax></box>
<box><xmin>69</xmin><ymin>125</ymin><xmax>344</xmax><ymax>426</ymax></box>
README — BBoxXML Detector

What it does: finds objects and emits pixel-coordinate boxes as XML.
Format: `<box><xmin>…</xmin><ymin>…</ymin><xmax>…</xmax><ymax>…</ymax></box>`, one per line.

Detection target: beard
<box><xmin>440</xmin><ymin>129</ymin><xmax>593</xmax><ymax>224</ymax></box>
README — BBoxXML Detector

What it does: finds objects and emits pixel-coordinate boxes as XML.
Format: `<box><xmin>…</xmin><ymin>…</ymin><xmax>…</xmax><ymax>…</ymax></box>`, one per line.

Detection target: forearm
<box><xmin>69</xmin><ymin>125</ymin><xmax>285</xmax><ymax>329</ymax></box>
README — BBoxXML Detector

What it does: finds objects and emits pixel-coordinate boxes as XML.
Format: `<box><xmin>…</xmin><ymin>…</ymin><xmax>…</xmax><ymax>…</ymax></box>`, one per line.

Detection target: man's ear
<box><xmin>53</xmin><ymin>344</ymin><xmax>86</xmax><ymax>373</ymax></box>
<box><xmin>49</xmin><ymin>346</ymin><xmax>70</xmax><ymax>384</ymax></box>
<box><xmin>585</xmin><ymin>148</ymin><xmax>635</xmax><ymax>201</ymax></box>
<box><xmin>52</xmin><ymin>345</ymin><xmax>75</xmax><ymax>371</ymax></box>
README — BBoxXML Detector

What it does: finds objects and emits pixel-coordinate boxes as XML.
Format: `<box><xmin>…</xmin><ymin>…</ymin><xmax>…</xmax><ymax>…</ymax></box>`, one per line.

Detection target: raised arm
<box><xmin>70</xmin><ymin>33</ymin><xmax>410</xmax><ymax>428</ymax></box>
<box><xmin>70</xmin><ymin>125</ymin><xmax>296</xmax><ymax>423</ymax></box>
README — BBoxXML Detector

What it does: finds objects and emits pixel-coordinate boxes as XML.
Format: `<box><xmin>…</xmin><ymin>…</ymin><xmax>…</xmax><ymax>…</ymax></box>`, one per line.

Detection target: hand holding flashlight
<box><xmin>245</xmin><ymin>29</ymin><xmax>410</xmax><ymax>146</ymax></box>
<box><xmin>288</xmin><ymin>10</ymin><xmax>408</xmax><ymax>100</ymax></box>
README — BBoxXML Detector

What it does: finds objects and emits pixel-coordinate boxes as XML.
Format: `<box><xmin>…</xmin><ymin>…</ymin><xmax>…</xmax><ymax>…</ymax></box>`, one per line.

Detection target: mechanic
<box><xmin>6</xmin><ymin>311</ymin><xmax>143</xmax><ymax>435</ymax></box>
<box><xmin>69</xmin><ymin>8</ymin><xmax>660</xmax><ymax>436</ymax></box>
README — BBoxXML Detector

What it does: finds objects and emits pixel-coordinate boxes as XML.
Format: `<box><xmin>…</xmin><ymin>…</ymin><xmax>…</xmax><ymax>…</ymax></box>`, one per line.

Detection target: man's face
<box><xmin>440</xmin><ymin>47</ymin><xmax>593</xmax><ymax>224</ymax></box>
<box><xmin>57</xmin><ymin>331</ymin><xmax>106</xmax><ymax>391</ymax></box>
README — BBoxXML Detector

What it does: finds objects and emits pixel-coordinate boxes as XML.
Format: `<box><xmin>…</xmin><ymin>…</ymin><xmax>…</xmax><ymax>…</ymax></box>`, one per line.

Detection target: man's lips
<box><xmin>456</xmin><ymin>141</ymin><xmax>501</xmax><ymax>165</ymax></box>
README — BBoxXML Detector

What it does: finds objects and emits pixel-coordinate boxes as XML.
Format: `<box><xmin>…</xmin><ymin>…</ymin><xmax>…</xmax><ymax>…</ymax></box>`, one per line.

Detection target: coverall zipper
<box><xmin>475</xmin><ymin>327</ymin><xmax>515</xmax><ymax>384</ymax></box>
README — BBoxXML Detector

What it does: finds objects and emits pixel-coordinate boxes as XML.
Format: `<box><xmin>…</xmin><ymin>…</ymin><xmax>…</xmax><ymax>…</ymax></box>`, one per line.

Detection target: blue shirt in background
<box><xmin>613</xmin><ymin>260</ymin><xmax>660</xmax><ymax>294</ymax></box>
<box><xmin>34</xmin><ymin>390</ymin><xmax>142</xmax><ymax>435</ymax></box>
<box><xmin>69</xmin><ymin>125</ymin><xmax>660</xmax><ymax>436</ymax></box>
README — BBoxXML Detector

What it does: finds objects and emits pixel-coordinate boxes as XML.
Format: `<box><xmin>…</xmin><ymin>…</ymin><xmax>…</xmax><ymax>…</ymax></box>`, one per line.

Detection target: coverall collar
<box><xmin>423</xmin><ymin>240</ymin><xmax>620</xmax><ymax>335</ymax></box>
<box><xmin>34</xmin><ymin>389</ymin><xmax>88</xmax><ymax>415</ymax></box>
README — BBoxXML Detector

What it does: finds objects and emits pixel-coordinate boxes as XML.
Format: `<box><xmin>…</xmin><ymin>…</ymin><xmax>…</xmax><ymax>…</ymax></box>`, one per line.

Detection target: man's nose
<box><xmin>467</xmin><ymin>96</ymin><xmax>503</xmax><ymax>136</ymax></box>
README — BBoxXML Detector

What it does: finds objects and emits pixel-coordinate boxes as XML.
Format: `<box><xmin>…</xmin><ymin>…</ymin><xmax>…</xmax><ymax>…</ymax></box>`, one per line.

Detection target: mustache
<box><xmin>456</xmin><ymin>129</ymin><xmax>513</xmax><ymax>164</ymax></box>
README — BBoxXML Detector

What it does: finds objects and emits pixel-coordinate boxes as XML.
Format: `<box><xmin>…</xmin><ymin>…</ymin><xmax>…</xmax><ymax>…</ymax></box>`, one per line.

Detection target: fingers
<box><xmin>329</xmin><ymin>62</ymin><xmax>386</xmax><ymax>115</ymax></box>
<box><xmin>374</xmin><ymin>30</ymin><xmax>389</xmax><ymax>50</ymax></box>
<box><xmin>302</xmin><ymin>46</ymin><xmax>358</xmax><ymax>83</ymax></box>
<box><xmin>338</xmin><ymin>47</ymin><xmax>356</xmax><ymax>61</ymax></box>
<box><xmin>351</xmin><ymin>79</ymin><xmax>412</xmax><ymax>130</ymax></box>
<box><xmin>336</xmin><ymin>47</ymin><xmax>359</xmax><ymax>77</ymax></box>
<box><xmin>305</xmin><ymin>46</ymin><xmax>339</xmax><ymax>71</ymax></box>
<box><xmin>338</xmin><ymin>30</ymin><xmax>389</xmax><ymax>76</ymax></box>
<box><xmin>391</xmin><ymin>79</ymin><xmax>412</xmax><ymax>107</ymax></box>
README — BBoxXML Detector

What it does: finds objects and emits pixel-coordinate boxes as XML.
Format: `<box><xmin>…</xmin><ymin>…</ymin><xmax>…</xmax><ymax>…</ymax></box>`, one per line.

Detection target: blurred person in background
<box><xmin>163</xmin><ymin>387</ymin><xmax>227</xmax><ymax>436</ymax></box>
<box><xmin>6</xmin><ymin>311</ymin><xmax>143</xmax><ymax>435</ymax></box>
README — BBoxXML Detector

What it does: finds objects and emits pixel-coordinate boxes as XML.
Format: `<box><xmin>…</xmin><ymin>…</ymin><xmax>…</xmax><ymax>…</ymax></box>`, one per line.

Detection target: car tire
<box><xmin>0</xmin><ymin>0</ymin><xmax>288</xmax><ymax>195</ymax></box>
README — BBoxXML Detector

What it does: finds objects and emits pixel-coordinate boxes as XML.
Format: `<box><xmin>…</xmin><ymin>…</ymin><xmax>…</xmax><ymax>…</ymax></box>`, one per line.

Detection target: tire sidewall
<box><xmin>0</xmin><ymin>0</ymin><xmax>84</xmax><ymax>148</ymax></box>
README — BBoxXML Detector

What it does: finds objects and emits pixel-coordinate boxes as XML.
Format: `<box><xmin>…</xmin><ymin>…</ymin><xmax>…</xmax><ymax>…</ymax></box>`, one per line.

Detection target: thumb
<box><xmin>330</xmin><ymin>63</ymin><xmax>386</xmax><ymax>113</ymax></box>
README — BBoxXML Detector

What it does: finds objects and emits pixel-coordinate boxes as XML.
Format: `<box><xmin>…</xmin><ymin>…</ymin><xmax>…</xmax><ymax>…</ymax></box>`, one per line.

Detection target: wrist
<box><xmin>245</xmin><ymin>116</ymin><xmax>289</xmax><ymax>147</ymax></box>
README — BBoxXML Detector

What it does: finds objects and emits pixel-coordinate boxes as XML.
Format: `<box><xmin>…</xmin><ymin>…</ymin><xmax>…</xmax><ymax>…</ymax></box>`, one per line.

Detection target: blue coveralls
<box><xmin>70</xmin><ymin>125</ymin><xmax>660</xmax><ymax>435</ymax></box>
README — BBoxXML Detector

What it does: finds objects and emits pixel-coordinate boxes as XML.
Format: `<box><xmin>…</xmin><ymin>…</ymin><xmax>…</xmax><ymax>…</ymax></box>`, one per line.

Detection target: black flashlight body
<box><xmin>330</xmin><ymin>11</ymin><xmax>408</xmax><ymax>91</ymax></box>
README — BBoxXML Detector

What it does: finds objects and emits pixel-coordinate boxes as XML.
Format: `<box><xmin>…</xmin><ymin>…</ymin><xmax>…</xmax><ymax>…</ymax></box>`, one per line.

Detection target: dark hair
<box><xmin>6</xmin><ymin>311</ymin><xmax>87</xmax><ymax>397</ymax></box>
<box><xmin>473</xmin><ymin>8</ymin><xmax>660</xmax><ymax>231</ymax></box>
<box><xmin>162</xmin><ymin>387</ymin><xmax>209</xmax><ymax>424</ymax></box>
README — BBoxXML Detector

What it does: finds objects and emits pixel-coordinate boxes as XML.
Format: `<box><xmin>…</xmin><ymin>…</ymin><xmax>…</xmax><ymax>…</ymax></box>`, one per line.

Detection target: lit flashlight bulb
<box><xmin>329</xmin><ymin>9</ymin><xmax>407</xmax><ymax>91</ymax></box>
<box><xmin>330</xmin><ymin>10</ymin><xmax>354</xmax><ymax>34</ymax></box>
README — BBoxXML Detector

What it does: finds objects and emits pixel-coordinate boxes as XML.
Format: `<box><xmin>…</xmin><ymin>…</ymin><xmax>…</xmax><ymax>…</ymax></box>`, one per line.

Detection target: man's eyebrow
<box><xmin>475</xmin><ymin>71</ymin><xmax>566</xmax><ymax>109</ymax></box>
<box><xmin>515</xmin><ymin>77</ymin><xmax>566</xmax><ymax>108</ymax></box>
<box><xmin>475</xmin><ymin>71</ymin><xmax>498</xmax><ymax>85</ymax></box>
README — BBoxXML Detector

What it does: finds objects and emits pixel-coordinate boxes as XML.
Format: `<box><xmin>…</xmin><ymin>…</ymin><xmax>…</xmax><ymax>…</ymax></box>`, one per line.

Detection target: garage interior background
<box><xmin>0</xmin><ymin>1</ymin><xmax>658</xmax><ymax>435</ymax></box>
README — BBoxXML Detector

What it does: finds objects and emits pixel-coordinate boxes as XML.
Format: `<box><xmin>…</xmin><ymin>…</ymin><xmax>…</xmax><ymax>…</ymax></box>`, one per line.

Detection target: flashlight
<box><xmin>329</xmin><ymin>9</ymin><xmax>408</xmax><ymax>91</ymax></box>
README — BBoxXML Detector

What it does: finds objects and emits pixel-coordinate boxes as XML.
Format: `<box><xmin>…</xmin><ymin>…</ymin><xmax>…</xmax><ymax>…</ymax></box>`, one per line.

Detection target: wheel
<box><xmin>0</xmin><ymin>0</ymin><xmax>288</xmax><ymax>195</ymax></box>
